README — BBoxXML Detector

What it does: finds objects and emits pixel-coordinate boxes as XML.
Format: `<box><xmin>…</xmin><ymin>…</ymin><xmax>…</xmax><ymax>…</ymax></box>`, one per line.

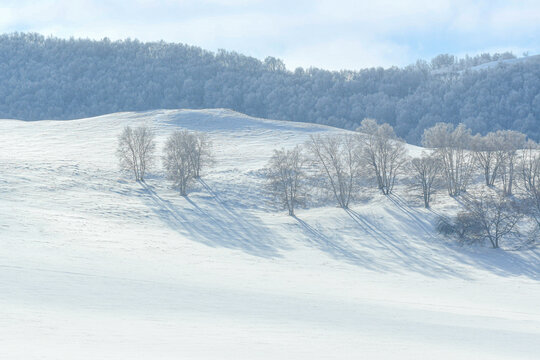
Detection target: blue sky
<box><xmin>0</xmin><ymin>0</ymin><xmax>538</xmax><ymax>70</ymax></box>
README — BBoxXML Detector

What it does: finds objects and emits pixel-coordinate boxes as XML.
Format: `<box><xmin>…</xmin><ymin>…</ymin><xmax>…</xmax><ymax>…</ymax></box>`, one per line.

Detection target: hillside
<box><xmin>469</xmin><ymin>54</ymin><xmax>540</xmax><ymax>71</ymax></box>
<box><xmin>0</xmin><ymin>33</ymin><xmax>539</xmax><ymax>144</ymax></box>
<box><xmin>1</xmin><ymin>109</ymin><xmax>539</xmax><ymax>359</ymax></box>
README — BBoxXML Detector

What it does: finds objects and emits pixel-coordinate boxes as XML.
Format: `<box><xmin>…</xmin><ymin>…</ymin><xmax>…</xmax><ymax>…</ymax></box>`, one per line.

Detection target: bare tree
<box><xmin>471</xmin><ymin>132</ymin><xmax>504</xmax><ymax>187</ymax></box>
<box><xmin>409</xmin><ymin>153</ymin><xmax>441</xmax><ymax>208</ymax></box>
<box><xmin>356</xmin><ymin>118</ymin><xmax>407</xmax><ymax>195</ymax></box>
<box><xmin>117</xmin><ymin>125</ymin><xmax>156</xmax><ymax>181</ymax></box>
<box><xmin>306</xmin><ymin>134</ymin><xmax>360</xmax><ymax>209</ymax></box>
<box><xmin>461</xmin><ymin>192</ymin><xmax>522</xmax><ymax>249</ymax></box>
<box><xmin>422</xmin><ymin>123</ymin><xmax>474</xmax><ymax>197</ymax></box>
<box><xmin>266</xmin><ymin>146</ymin><xmax>307</xmax><ymax>216</ymax></box>
<box><xmin>495</xmin><ymin>130</ymin><xmax>527</xmax><ymax>196</ymax></box>
<box><xmin>519</xmin><ymin>140</ymin><xmax>540</xmax><ymax>229</ymax></box>
<box><xmin>163</xmin><ymin>130</ymin><xmax>195</xmax><ymax>196</ymax></box>
<box><xmin>189</xmin><ymin>132</ymin><xmax>213</xmax><ymax>178</ymax></box>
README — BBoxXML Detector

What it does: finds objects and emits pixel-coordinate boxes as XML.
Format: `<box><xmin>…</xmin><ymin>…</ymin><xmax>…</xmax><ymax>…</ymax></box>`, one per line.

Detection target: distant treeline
<box><xmin>1</xmin><ymin>33</ymin><xmax>539</xmax><ymax>143</ymax></box>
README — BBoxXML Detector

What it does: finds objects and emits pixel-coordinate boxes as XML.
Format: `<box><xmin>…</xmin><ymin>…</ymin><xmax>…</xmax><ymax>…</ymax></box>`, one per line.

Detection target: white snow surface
<box><xmin>0</xmin><ymin>109</ymin><xmax>539</xmax><ymax>359</ymax></box>
<box><xmin>430</xmin><ymin>54</ymin><xmax>540</xmax><ymax>75</ymax></box>
<box><xmin>468</xmin><ymin>54</ymin><xmax>540</xmax><ymax>71</ymax></box>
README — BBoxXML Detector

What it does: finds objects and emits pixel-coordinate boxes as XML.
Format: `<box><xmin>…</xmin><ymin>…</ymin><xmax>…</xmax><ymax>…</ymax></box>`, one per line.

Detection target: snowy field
<box><xmin>0</xmin><ymin>109</ymin><xmax>539</xmax><ymax>359</ymax></box>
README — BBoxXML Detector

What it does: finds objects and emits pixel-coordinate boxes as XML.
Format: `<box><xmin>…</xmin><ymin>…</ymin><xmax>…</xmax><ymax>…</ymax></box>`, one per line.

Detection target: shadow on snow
<box><xmin>138</xmin><ymin>180</ymin><xmax>288</xmax><ymax>258</ymax></box>
<box><xmin>138</xmin><ymin>179</ymin><xmax>539</xmax><ymax>279</ymax></box>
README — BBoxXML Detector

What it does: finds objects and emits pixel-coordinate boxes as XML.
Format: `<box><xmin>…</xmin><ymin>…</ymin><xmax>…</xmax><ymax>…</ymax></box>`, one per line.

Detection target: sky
<box><xmin>0</xmin><ymin>0</ymin><xmax>539</xmax><ymax>70</ymax></box>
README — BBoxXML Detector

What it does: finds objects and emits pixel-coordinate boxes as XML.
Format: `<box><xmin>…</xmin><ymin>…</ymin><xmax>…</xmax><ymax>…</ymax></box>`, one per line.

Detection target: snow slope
<box><xmin>469</xmin><ymin>54</ymin><xmax>540</xmax><ymax>71</ymax></box>
<box><xmin>0</xmin><ymin>109</ymin><xmax>539</xmax><ymax>359</ymax></box>
<box><xmin>430</xmin><ymin>54</ymin><xmax>540</xmax><ymax>75</ymax></box>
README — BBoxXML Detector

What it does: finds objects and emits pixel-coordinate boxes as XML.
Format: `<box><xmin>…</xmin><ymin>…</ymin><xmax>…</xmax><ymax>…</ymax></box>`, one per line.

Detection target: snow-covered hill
<box><xmin>1</xmin><ymin>109</ymin><xmax>539</xmax><ymax>359</ymax></box>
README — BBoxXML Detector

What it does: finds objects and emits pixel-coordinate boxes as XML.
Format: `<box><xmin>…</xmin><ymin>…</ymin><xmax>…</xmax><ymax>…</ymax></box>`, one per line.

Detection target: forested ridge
<box><xmin>1</xmin><ymin>32</ymin><xmax>539</xmax><ymax>143</ymax></box>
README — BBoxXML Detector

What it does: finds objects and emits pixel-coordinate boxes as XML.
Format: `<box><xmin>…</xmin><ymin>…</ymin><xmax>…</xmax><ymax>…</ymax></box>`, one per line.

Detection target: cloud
<box><xmin>487</xmin><ymin>4</ymin><xmax>540</xmax><ymax>35</ymax></box>
<box><xmin>314</xmin><ymin>0</ymin><xmax>452</xmax><ymax>26</ymax></box>
<box><xmin>283</xmin><ymin>38</ymin><xmax>413</xmax><ymax>70</ymax></box>
<box><xmin>0</xmin><ymin>0</ymin><xmax>538</xmax><ymax>69</ymax></box>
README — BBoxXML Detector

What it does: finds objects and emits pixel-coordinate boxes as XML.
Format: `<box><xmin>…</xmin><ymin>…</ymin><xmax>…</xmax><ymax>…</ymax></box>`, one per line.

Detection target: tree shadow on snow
<box><xmin>443</xmin><ymin>237</ymin><xmax>540</xmax><ymax>280</ymax></box>
<box><xmin>343</xmin><ymin>207</ymin><xmax>465</xmax><ymax>278</ymax></box>
<box><xmin>293</xmin><ymin>215</ymin><xmax>389</xmax><ymax>271</ymax></box>
<box><xmin>139</xmin><ymin>179</ymin><xmax>540</xmax><ymax>279</ymax></box>
<box><xmin>139</xmin><ymin>180</ymin><xmax>287</xmax><ymax>258</ymax></box>
<box><xmin>385</xmin><ymin>194</ymin><xmax>540</xmax><ymax>280</ymax></box>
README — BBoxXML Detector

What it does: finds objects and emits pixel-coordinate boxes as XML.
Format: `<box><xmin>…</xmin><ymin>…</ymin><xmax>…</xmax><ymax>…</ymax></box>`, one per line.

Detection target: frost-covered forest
<box><xmin>0</xmin><ymin>32</ymin><xmax>539</xmax><ymax>143</ymax></box>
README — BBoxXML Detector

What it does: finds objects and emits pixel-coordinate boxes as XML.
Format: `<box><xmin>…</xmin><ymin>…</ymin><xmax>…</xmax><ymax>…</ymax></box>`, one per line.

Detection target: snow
<box><xmin>432</xmin><ymin>54</ymin><xmax>540</xmax><ymax>75</ymax></box>
<box><xmin>0</xmin><ymin>109</ymin><xmax>539</xmax><ymax>359</ymax></box>
<box><xmin>468</xmin><ymin>54</ymin><xmax>540</xmax><ymax>72</ymax></box>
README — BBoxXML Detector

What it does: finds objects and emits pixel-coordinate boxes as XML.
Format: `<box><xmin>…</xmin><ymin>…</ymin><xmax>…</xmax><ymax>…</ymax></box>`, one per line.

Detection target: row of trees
<box><xmin>117</xmin><ymin>125</ymin><xmax>212</xmax><ymax>195</ymax></box>
<box><xmin>116</xmin><ymin>121</ymin><xmax>539</xmax><ymax>249</ymax></box>
<box><xmin>266</xmin><ymin>120</ymin><xmax>540</xmax><ymax>248</ymax></box>
<box><xmin>2</xmin><ymin>33</ymin><xmax>539</xmax><ymax>144</ymax></box>
<box><xmin>266</xmin><ymin>118</ymin><xmax>408</xmax><ymax>215</ymax></box>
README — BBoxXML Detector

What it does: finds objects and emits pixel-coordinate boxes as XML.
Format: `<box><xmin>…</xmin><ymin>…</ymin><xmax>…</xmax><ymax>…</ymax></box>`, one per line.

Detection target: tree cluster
<box><xmin>267</xmin><ymin>120</ymin><xmax>406</xmax><ymax>214</ymax></box>
<box><xmin>266</xmin><ymin>120</ymin><xmax>540</xmax><ymax>248</ymax></box>
<box><xmin>2</xmin><ymin>33</ymin><xmax>539</xmax><ymax>144</ymax></box>
<box><xmin>117</xmin><ymin>125</ymin><xmax>212</xmax><ymax>195</ymax></box>
<box><xmin>423</xmin><ymin>125</ymin><xmax>539</xmax><ymax>248</ymax></box>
